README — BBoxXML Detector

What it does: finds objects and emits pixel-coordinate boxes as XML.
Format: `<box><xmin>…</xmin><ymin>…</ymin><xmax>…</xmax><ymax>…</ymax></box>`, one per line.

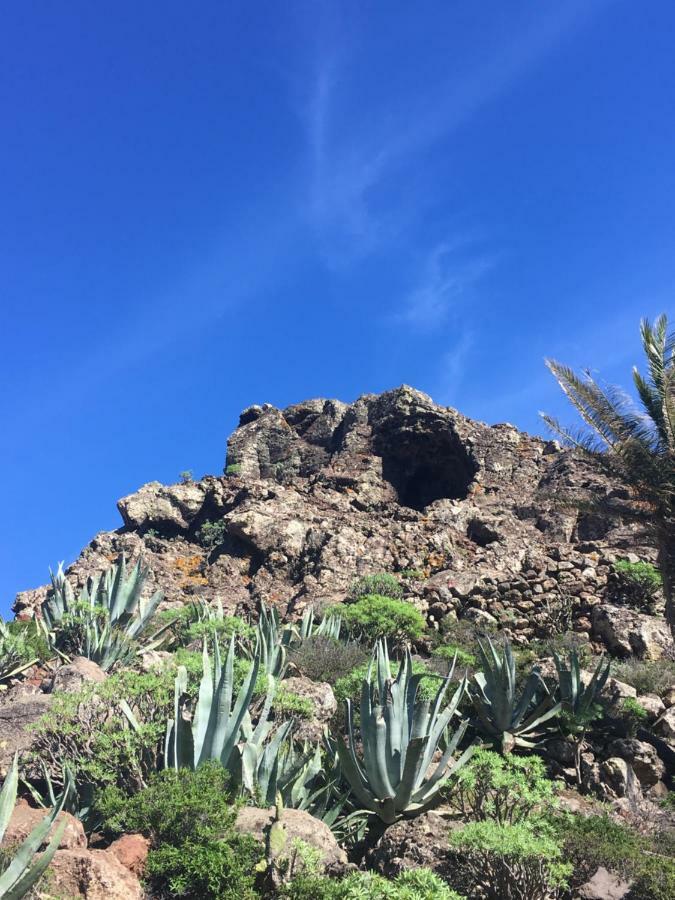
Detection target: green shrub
<box><xmin>609</xmin><ymin>560</ymin><xmax>663</xmax><ymax>613</ymax></box>
<box><xmin>449</xmin><ymin>820</ymin><xmax>571</xmax><ymax>900</ymax></box>
<box><xmin>432</xmin><ymin>643</ymin><xmax>476</xmax><ymax>669</ymax></box>
<box><xmin>273</xmin><ymin>687</ymin><xmax>314</xmax><ymax>719</ymax></box>
<box><xmin>196</xmin><ymin>519</ymin><xmax>228</xmax><ymax>549</ymax></box>
<box><xmin>556</xmin><ymin>813</ymin><xmax>675</xmax><ymax>900</ymax></box>
<box><xmin>282</xmin><ymin>867</ymin><xmax>464</xmax><ymax>899</ymax></box>
<box><xmin>398</xmin><ymin>569</ymin><xmax>426</xmax><ymax>580</ymax></box>
<box><xmin>619</xmin><ymin>696</ymin><xmax>648</xmax><ymax>736</ymax></box>
<box><xmin>99</xmin><ymin>762</ymin><xmax>262</xmax><ymax>899</ymax></box>
<box><xmin>30</xmin><ymin>669</ymin><xmax>173</xmax><ymax>797</ymax></box>
<box><xmin>289</xmin><ymin>635</ymin><xmax>368</xmax><ymax>684</ymax></box>
<box><xmin>349</xmin><ymin>573</ymin><xmax>403</xmax><ymax>600</ymax></box>
<box><xmin>332</xmin><ymin>595</ymin><xmax>425</xmax><ymax>644</ymax></box>
<box><xmin>611</xmin><ymin>657</ymin><xmax>675</xmax><ymax>698</ymax></box>
<box><xmin>226</xmin><ymin>463</ymin><xmax>242</xmax><ymax>476</ymax></box>
<box><xmin>451</xmin><ymin>751</ymin><xmax>560</xmax><ymax>824</ymax></box>
<box><xmin>179</xmin><ymin>470</ymin><xmax>194</xmax><ymax>484</ymax></box>
<box><xmin>158</xmin><ymin>605</ymin><xmax>254</xmax><ymax>648</ymax></box>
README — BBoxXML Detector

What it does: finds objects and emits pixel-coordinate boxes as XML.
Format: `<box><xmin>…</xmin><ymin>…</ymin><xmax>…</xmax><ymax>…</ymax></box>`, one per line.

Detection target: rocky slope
<box><xmin>14</xmin><ymin>385</ymin><xmax>672</xmax><ymax>658</ymax></box>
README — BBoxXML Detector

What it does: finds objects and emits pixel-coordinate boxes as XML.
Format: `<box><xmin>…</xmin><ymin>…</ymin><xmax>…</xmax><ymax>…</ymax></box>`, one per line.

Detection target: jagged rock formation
<box><xmin>14</xmin><ymin>386</ymin><xmax>670</xmax><ymax>656</ymax></box>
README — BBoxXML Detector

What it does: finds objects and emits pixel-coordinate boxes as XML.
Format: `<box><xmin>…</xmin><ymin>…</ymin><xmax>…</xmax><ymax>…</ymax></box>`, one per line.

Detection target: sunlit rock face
<box><xmin>15</xmin><ymin>385</ymin><xmax>667</xmax><ymax>658</ymax></box>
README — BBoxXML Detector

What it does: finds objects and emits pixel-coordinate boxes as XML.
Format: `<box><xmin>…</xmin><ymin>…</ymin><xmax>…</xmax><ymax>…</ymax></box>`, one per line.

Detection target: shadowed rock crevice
<box><xmin>375</xmin><ymin>427</ymin><xmax>478</xmax><ymax>511</ymax></box>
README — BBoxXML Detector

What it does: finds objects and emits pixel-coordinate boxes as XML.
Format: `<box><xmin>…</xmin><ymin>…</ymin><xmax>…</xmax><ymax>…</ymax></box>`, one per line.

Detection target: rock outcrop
<box><xmin>13</xmin><ymin>386</ymin><xmax>669</xmax><ymax>657</ymax></box>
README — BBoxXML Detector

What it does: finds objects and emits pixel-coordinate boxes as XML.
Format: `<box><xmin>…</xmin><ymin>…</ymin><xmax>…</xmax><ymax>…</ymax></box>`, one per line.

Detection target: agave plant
<box><xmin>256</xmin><ymin>601</ymin><xmax>288</xmax><ymax>678</ymax></box>
<box><xmin>295</xmin><ymin>607</ymin><xmax>343</xmax><ymax>644</ymax></box>
<box><xmin>0</xmin><ymin>619</ymin><xmax>38</xmax><ymax>683</ymax></box>
<box><xmin>0</xmin><ymin>754</ymin><xmax>71</xmax><ymax>899</ymax></box>
<box><xmin>40</xmin><ymin>556</ymin><xmax>167</xmax><ymax>670</ymax></box>
<box><xmin>165</xmin><ymin>633</ymin><xmax>263</xmax><ymax>771</ymax></box>
<box><xmin>552</xmin><ymin>649</ymin><xmax>610</xmax><ymax>784</ymax></box>
<box><xmin>472</xmin><ymin>637</ymin><xmax>561</xmax><ymax>753</ymax></box>
<box><xmin>335</xmin><ymin>641</ymin><xmax>473</xmax><ymax>824</ymax></box>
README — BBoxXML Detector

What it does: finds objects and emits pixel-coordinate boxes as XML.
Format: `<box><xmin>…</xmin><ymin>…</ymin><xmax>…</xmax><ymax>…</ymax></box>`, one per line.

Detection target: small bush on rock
<box><xmin>289</xmin><ymin>634</ymin><xmax>368</xmax><ymax>684</ymax></box>
<box><xmin>30</xmin><ymin>669</ymin><xmax>173</xmax><ymax>797</ymax></box>
<box><xmin>282</xmin><ymin>867</ymin><xmax>464</xmax><ymax>899</ymax></box>
<box><xmin>611</xmin><ymin>656</ymin><xmax>675</xmax><ymax>697</ymax></box>
<box><xmin>99</xmin><ymin>761</ymin><xmax>262</xmax><ymax>899</ymax></box>
<box><xmin>556</xmin><ymin>812</ymin><xmax>675</xmax><ymax>900</ymax></box>
<box><xmin>349</xmin><ymin>573</ymin><xmax>403</xmax><ymax>600</ymax></box>
<box><xmin>449</xmin><ymin>820</ymin><xmax>572</xmax><ymax>900</ymax></box>
<box><xmin>451</xmin><ymin>751</ymin><xmax>561</xmax><ymax>823</ymax></box>
<box><xmin>333</xmin><ymin>594</ymin><xmax>425</xmax><ymax>644</ymax></box>
<box><xmin>609</xmin><ymin>559</ymin><xmax>663</xmax><ymax>613</ymax></box>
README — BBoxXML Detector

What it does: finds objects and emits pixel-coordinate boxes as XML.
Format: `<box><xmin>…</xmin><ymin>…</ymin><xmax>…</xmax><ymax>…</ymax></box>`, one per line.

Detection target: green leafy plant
<box><xmin>98</xmin><ymin>762</ymin><xmax>262</xmax><ymax>899</ymax></box>
<box><xmin>432</xmin><ymin>643</ymin><xmax>476</xmax><ymax>669</ymax></box>
<box><xmin>0</xmin><ymin>754</ymin><xmax>72</xmax><ymax>900</ymax></box>
<box><xmin>618</xmin><ymin>696</ymin><xmax>648</xmax><ymax>736</ymax></box>
<box><xmin>196</xmin><ymin>519</ymin><xmax>228</xmax><ymax>549</ymax></box>
<box><xmin>610</xmin><ymin>559</ymin><xmax>663</xmax><ymax>613</ymax></box>
<box><xmin>334</xmin><ymin>641</ymin><xmax>473</xmax><ymax>824</ymax></box>
<box><xmin>471</xmin><ymin>636</ymin><xmax>560</xmax><ymax>753</ymax></box>
<box><xmin>332</xmin><ymin>595</ymin><xmax>425</xmax><ymax>644</ymax></box>
<box><xmin>30</xmin><ymin>669</ymin><xmax>172</xmax><ymax>799</ymax></box>
<box><xmin>450</xmin><ymin>750</ymin><xmax>561</xmax><ymax>824</ymax></box>
<box><xmin>282</xmin><ymin>867</ymin><xmax>465</xmax><ymax>899</ymax></box>
<box><xmin>334</xmin><ymin>657</ymin><xmax>439</xmax><ymax>704</ymax></box>
<box><xmin>349</xmin><ymin>573</ymin><xmax>403</xmax><ymax>600</ymax></box>
<box><xmin>449</xmin><ymin>819</ymin><xmax>572</xmax><ymax>900</ymax></box>
<box><xmin>179</xmin><ymin>470</ymin><xmax>194</xmax><ymax>484</ymax></box>
<box><xmin>543</xmin><ymin>314</ymin><xmax>675</xmax><ymax>641</ymax></box>
<box><xmin>225</xmin><ymin>463</ymin><xmax>242</xmax><ymax>477</ymax></box>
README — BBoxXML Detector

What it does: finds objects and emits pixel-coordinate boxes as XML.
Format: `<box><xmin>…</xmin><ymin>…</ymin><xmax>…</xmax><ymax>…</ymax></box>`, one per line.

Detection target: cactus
<box><xmin>335</xmin><ymin>641</ymin><xmax>473</xmax><ymax>824</ymax></box>
<box><xmin>472</xmin><ymin>636</ymin><xmax>561</xmax><ymax>753</ymax></box>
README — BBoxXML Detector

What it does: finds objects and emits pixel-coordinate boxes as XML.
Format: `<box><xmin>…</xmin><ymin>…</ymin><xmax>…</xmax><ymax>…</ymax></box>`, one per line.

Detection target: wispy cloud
<box><xmin>303</xmin><ymin>1</ymin><xmax>611</xmax><ymax>264</ymax></box>
<box><xmin>396</xmin><ymin>240</ymin><xmax>498</xmax><ymax>330</ymax></box>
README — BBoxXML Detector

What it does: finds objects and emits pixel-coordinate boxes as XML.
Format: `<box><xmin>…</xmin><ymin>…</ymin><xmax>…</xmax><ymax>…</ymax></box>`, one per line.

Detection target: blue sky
<box><xmin>2</xmin><ymin>1</ymin><xmax>674</xmax><ymax>610</ymax></box>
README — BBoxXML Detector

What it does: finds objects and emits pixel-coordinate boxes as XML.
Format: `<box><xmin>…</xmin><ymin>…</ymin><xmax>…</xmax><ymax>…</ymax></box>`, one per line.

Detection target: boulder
<box><xmin>107</xmin><ymin>833</ymin><xmax>150</xmax><ymax>876</ymax></box>
<box><xmin>654</xmin><ymin>706</ymin><xmax>675</xmax><ymax>741</ymax></box>
<box><xmin>662</xmin><ymin>686</ymin><xmax>675</xmax><ymax>707</ymax></box>
<box><xmin>117</xmin><ymin>479</ymin><xmax>209</xmax><ymax>532</ymax></box>
<box><xmin>369</xmin><ymin>810</ymin><xmax>456</xmax><ymax>879</ymax></box>
<box><xmin>635</xmin><ymin>693</ymin><xmax>666</xmax><ymax>719</ymax></box>
<box><xmin>0</xmin><ymin>690</ymin><xmax>52</xmax><ymax>772</ymax></box>
<box><xmin>279</xmin><ymin>677</ymin><xmax>337</xmax><ymax>742</ymax></box>
<box><xmin>1</xmin><ymin>800</ymin><xmax>86</xmax><ymax>850</ymax></box>
<box><xmin>591</xmin><ymin>604</ymin><xmax>673</xmax><ymax>659</ymax></box>
<box><xmin>47</xmin><ymin>848</ymin><xmax>143</xmax><ymax>899</ymax></box>
<box><xmin>578</xmin><ymin>866</ymin><xmax>632</xmax><ymax>900</ymax></box>
<box><xmin>606</xmin><ymin>739</ymin><xmax>665</xmax><ymax>787</ymax></box>
<box><xmin>51</xmin><ymin>657</ymin><xmax>107</xmax><ymax>693</ymax></box>
<box><xmin>235</xmin><ymin>807</ymin><xmax>346</xmax><ymax>872</ymax></box>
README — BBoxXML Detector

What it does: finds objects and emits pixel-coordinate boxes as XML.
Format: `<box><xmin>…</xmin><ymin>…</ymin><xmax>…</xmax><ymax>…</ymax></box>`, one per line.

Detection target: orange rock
<box><xmin>108</xmin><ymin>833</ymin><xmax>150</xmax><ymax>876</ymax></box>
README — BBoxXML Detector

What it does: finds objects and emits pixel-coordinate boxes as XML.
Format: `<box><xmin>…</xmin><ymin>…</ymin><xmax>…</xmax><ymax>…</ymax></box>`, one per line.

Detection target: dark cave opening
<box><xmin>376</xmin><ymin>427</ymin><xmax>478</xmax><ymax>511</ymax></box>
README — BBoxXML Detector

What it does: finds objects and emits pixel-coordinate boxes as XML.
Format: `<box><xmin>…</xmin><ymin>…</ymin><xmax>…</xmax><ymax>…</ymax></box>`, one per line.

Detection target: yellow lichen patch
<box><xmin>174</xmin><ymin>555</ymin><xmax>208</xmax><ymax>586</ymax></box>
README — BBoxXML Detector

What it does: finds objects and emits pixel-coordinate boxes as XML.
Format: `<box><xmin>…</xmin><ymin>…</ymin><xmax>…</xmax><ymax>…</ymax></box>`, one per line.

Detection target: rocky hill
<box><xmin>14</xmin><ymin>385</ymin><xmax>672</xmax><ymax>660</ymax></box>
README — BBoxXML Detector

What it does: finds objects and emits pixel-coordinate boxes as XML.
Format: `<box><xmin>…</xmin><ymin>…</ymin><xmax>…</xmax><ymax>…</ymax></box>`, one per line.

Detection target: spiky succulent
<box><xmin>165</xmin><ymin>633</ymin><xmax>262</xmax><ymax>771</ymax></box>
<box><xmin>0</xmin><ymin>754</ymin><xmax>71</xmax><ymax>899</ymax></box>
<box><xmin>335</xmin><ymin>641</ymin><xmax>473</xmax><ymax>824</ymax></box>
<box><xmin>553</xmin><ymin>649</ymin><xmax>610</xmax><ymax>734</ymax></box>
<box><xmin>39</xmin><ymin>555</ymin><xmax>166</xmax><ymax>670</ymax></box>
<box><xmin>0</xmin><ymin>619</ymin><xmax>37</xmax><ymax>683</ymax></box>
<box><xmin>472</xmin><ymin>637</ymin><xmax>561</xmax><ymax>753</ymax></box>
<box><xmin>295</xmin><ymin>607</ymin><xmax>343</xmax><ymax>644</ymax></box>
<box><xmin>256</xmin><ymin>601</ymin><xmax>288</xmax><ymax>678</ymax></box>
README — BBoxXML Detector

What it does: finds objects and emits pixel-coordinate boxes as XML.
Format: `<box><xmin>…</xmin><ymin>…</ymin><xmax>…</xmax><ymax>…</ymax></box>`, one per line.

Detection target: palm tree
<box><xmin>542</xmin><ymin>315</ymin><xmax>675</xmax><ymax>639</ymax></box>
